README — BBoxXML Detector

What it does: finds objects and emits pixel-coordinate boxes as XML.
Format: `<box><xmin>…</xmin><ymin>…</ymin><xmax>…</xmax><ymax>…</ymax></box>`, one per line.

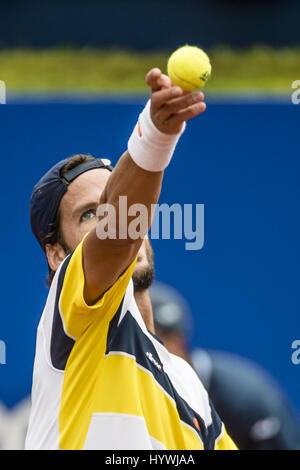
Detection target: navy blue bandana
<box><xmin>30</xmin><ymin>157</ymin><xmax>113</xmax><ymax>251</ymax></box>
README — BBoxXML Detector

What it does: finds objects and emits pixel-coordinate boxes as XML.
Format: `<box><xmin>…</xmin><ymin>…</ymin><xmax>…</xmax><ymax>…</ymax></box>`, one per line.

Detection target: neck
<box><xmin>134</xmin><ymin>288</ymin><xmax>155</xmax><ymax>333</ymax></box>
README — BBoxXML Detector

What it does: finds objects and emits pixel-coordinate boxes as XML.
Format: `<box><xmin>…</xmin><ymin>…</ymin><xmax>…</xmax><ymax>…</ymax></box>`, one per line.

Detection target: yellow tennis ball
<box><xmin>167</xmin><ymin>45</ymin><xmax>212</xmax><ymax>91</ymax></box>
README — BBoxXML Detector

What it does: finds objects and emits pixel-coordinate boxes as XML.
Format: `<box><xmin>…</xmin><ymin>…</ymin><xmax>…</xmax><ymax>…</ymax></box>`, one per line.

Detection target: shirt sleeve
<box><xmin>58</xmin><ymin>235</ymin><xmax>137</xmax><ymax>339</ymax></box>
<box><xmin>215</xmin><ymin>425</ymin><xmax>238</xmax><ymax>450</ymax></box>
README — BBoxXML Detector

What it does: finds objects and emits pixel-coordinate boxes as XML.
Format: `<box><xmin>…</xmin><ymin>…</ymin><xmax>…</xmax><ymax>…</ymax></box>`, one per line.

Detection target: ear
<box><xmin>45</xmin><ymin>243</ymin><xmax>67</xmax><ymax>273</ymax></box>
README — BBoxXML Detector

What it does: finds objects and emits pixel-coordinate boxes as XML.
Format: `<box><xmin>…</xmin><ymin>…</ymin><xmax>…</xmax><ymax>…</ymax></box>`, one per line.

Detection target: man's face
<box><xmin>56</xmin><ymin>168</ymin><xmax>154</xmax><ymax>288</ymax></box>
<box><xmin>132</xmin><ymin>235</ymin><xmax>154</xmax><ymax>292</ymax></box>
<box><xmin>59</xmin><ymin>168</ymin><xmax>110</xmax><ymax>250</ymax></box>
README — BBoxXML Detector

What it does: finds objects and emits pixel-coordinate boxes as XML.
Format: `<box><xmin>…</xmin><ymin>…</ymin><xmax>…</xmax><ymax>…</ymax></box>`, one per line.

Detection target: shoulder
<box><xmin>170</xmin><ymin>353</ymin><xmax>198</xmax><ymax>377</ymax></box>
<box><xmin>168</xmin><ymin>352</ymin><xmax>212</xmax><ymax>422</ymax></box>
<box><xmin>170</xmin><ymin>353</ymin><xmax>210</xmax><ymax>399</ymax></box>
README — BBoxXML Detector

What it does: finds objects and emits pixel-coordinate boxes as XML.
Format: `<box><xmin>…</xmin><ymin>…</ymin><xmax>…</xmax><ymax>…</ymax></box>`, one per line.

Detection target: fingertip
<box><xmin>152</xmin><ymin>67</ymin><xmax>162</xmax><ymax>76</ymax></box>
<box><xmin>200</xmin><ymin>101</ymin><xmax>206</xmax><ymax>112</ymax></box>
<box><xmin>157</xmin><ymin>73</ymin><xmax>173</xmax><ymax>89</ymax></box>
<box><xmin>171</xmin><ymin>86</ymin><xmax>184</xmax><ymax>97</ymax></box>
<box><xmin>146</xmin><ymin>67</ymin><xmax>162</xmax><ymax>85</ymax></box>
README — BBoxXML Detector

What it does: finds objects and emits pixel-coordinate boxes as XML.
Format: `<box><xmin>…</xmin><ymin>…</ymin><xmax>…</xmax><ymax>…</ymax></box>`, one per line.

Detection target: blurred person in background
<box><xmin>150</xmin><ymin>281</ymin><xmax>300</xmax><ymax>450</ymax></box>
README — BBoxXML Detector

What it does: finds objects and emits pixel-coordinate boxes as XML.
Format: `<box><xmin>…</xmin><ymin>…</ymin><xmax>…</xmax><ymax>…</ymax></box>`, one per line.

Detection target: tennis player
<box><xmin>25</xmin><ymin>68</ymin><xmax>237</xmax><ymax>450</ymax></box>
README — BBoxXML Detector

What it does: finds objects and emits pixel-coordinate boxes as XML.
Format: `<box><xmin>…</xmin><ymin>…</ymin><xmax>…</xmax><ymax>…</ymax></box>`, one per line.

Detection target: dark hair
<box><xmin>44</xmin><ymin>154</ymin><xmax>96</xmax><ymax>286</ymax></box>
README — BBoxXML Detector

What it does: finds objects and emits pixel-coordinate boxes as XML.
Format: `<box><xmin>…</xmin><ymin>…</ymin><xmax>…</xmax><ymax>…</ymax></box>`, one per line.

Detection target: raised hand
<box><xmin>146</xmin><ymin>68</ymin><xmax>206</xmax><ymax>135</ymax></box>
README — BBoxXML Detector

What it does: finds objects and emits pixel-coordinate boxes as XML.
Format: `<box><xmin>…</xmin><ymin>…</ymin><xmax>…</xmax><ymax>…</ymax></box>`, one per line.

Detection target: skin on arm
<box><xmin>82</xmin><ymin>68</ymin><xmax>206</xmax><ymax>305</ymax></box>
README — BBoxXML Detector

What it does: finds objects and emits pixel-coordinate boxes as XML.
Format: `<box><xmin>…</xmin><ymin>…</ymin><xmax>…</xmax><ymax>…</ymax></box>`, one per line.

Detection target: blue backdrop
<box><xmin>0</xmin><ymin>96</ymin><xmax>299</xmax><ymax>414</ymax></box>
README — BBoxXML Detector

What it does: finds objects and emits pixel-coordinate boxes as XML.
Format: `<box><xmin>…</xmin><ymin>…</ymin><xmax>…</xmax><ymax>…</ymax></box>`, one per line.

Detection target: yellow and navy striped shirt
<box><xmin>25</xmin><ymin>237</ymin><xmax>237</xmax><ymax>450</ymax></box>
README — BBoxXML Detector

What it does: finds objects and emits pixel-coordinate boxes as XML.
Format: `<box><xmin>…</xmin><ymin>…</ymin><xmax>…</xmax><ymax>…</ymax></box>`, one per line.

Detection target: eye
<box><xmin>80</xmin><ymin>209</ymin><xmax>96</xmax><ymax>222</ymax></box>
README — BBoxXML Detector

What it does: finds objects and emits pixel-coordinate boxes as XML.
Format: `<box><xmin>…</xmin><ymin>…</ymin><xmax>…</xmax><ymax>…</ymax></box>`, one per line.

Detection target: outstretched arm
<box><xmin>82</xmin><ymin>68</ymin><xmax>206</xmax><ymax>305</ymax></box>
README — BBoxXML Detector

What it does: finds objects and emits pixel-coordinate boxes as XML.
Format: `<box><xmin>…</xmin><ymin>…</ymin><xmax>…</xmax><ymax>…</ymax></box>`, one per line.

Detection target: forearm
<box><xmin>99</xmin><ymin>150</ymin><xmax>164</xmax><ymax>241</ymax></box>
<box><xmin>82</xmin><ymin>150</ymin><xmax>164</xmax><ymax>304</ymax></box>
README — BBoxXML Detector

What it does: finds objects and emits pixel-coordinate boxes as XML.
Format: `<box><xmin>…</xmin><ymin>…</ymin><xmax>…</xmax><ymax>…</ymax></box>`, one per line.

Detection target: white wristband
<box><xmin>128</xmin><ymin>100</ymin><xmax>186</xmax><ymax>172</ymax></box>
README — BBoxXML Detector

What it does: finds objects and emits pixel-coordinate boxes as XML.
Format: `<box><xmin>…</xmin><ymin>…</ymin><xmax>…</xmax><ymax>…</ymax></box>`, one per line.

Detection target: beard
<box><xmin>48</xmin><ymin>234</ymin><xmax>155</xmax><ymax>293</ymax></box>
<box><xmin>132</xmin><ymin>240</ymin><xmax>155</xmax><ymax>293</ymax></box>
